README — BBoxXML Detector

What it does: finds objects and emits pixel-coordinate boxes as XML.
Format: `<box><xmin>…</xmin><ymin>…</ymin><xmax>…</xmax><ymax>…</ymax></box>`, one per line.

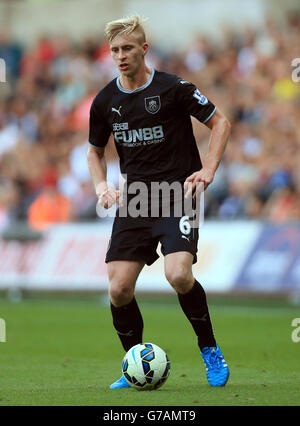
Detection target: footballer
<box><xmin>87</xmin><ymin>16</ymin><xmax>231</xmax><ymax>388</ymax></box>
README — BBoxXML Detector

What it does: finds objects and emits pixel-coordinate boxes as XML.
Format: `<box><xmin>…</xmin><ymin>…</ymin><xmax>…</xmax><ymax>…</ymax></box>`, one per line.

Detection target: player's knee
<box><xmin>109</xmin><ymin>280</ymin><xmax>134</xmax><ymax>306</ymax></box>
<box><xmin>165</xmin><ymin>266</ymin><xmax>194</xmax><ymax>294</ymax></box>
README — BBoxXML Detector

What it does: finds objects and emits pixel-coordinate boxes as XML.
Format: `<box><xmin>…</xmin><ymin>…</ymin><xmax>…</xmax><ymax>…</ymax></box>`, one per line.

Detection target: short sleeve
<box><xmin>88</xmin><ymin>100</ymin><xmax>111</xmax><ymax>149</ymax></box>
<box><xmin>175</xmin><ymin>79</ymin><xmax>216</xmax><ymax>123</ymax></box>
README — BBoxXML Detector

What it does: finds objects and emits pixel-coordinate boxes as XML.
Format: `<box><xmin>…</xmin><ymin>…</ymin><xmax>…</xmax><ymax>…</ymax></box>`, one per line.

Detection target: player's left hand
<box><xmin>184</xmin><ymin>168</ymin><xmax>215</xmax><ymax>198</ymax></box>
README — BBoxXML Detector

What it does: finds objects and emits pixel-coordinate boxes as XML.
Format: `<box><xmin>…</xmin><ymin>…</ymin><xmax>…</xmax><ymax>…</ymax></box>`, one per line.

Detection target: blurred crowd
<box><xmin>0</xmin><ymin>12</ymin><xmax>300</xmax><ymax>231</ymax></box>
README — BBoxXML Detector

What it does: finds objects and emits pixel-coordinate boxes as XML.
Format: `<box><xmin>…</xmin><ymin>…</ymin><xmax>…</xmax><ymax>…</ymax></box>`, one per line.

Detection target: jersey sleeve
<box><xmin>88</xmin><ymin>100</ymin><xmax>111</xmax><ymax>149</ymax></box>
<box><xmin>175</xmin><ymin>79</ymin><xmax>216</xmax><ymax>124</ymax></box>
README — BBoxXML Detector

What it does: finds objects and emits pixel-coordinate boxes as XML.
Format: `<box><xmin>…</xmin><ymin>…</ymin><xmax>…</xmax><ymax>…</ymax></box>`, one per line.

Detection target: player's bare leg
<box><xmin>108</xmin><ymin>260</ymin><xmax>145</xmax><ymax>389</ymax></box>
<box><xmin>164</xmin><ymin>251</ymin><xmax>194</xmax><ymax>295</ymax></box>
<box><xmin>108</xmin><ymin>260</ymin><xmax>144</xmax><ymax>307</ymax></box>
<box><xmin>164</xmin><ymin>251</ymin><xmax>229</xmax><ymax>386</ymax></box>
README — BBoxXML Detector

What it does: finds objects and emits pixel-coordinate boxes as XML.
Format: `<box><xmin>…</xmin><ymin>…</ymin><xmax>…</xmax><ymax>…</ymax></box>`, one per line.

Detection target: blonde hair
<box><xmin>104</xmin><ymin>15</ymin><xmax>147</xmax><ymax>44</ymax></box>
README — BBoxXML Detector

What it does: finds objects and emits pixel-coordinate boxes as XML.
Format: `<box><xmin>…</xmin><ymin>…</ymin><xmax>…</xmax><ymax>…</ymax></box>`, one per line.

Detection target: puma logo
<box><xmin>112</xmin><ymin>106</ymin><xmax>122</xmax><ymax>116</ymax></box>
<box><xmin>116</xmin><ymin>329</ymin><xmax>133</xmax><ymax>337</ymax></box>
<box><xmin>181</xmin><ymin>235</ymin><xmax>190</xmax><ymax>242</ymax></box>
<box><xmin>190</xmin><ymin>314</ymin><xmax>208</xmax><ymax>322</ymax></box>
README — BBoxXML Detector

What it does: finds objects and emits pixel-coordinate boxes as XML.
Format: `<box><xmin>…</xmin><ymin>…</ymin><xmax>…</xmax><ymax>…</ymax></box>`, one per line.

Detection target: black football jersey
<box><xmin>89</xmin><ymin>69</ymin><xmax>216</xmax><ymax>185</ymax></box>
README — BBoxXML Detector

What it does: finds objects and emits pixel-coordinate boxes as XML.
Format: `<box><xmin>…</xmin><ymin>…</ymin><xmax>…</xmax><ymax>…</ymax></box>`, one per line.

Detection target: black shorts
<box><xmin>105</xmin><ymin>213</ymin><xmax>199</xmax><ymax>266</ymax></box>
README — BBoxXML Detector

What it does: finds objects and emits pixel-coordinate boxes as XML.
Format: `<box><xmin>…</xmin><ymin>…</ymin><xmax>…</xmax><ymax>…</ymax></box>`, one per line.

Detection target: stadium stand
<box><xmin>0</xmin><ymin>13</ymin><xmax>300</xmax><ymax>231</ymax></box>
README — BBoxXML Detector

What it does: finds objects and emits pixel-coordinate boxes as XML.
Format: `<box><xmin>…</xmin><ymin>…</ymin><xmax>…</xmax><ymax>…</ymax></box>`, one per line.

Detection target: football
<box><xmin>122</xmin><ymin>343</ymin><xmax>171</xmax><ymax>390</ymax></box>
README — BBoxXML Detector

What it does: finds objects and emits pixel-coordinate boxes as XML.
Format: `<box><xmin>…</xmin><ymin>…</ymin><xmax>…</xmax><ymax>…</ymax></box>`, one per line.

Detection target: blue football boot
<box><xmin>201</xmin><ymin>345</ymin><xmax>229</xmax><ymax>387</ymax></box>
<box><xmin>109</xmin><ymin>375</ymin><xmax>131</xmax><ymax>389</ymax></box>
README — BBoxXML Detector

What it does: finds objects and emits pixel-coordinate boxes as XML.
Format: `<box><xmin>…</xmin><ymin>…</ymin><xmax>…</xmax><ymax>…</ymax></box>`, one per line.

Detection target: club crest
<box><xmin>144</xmin><ymin>96</ymin><xmax>161</xmax><ymax>114</ymax></box>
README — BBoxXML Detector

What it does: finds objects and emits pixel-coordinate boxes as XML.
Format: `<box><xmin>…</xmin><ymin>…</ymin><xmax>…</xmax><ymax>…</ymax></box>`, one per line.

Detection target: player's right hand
<box><xmin>98</xmin><ymin>188</ymin><xmax>123</xmax><ymax>209</ymax></box>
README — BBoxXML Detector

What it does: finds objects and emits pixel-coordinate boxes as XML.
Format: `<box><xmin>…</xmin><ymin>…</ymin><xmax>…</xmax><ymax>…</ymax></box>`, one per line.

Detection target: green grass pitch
<box><xmin>0</xmin><ymin>294</ymin><xmax>299</xmax><ymax>406</ymax></box>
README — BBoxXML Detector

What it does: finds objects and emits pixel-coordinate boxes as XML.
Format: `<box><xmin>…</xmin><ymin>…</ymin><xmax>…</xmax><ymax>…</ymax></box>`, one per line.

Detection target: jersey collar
<box><xmin>116</xmin><ymin>68</ymin><xmax>155</xmax><ymax>94</ymax></box>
